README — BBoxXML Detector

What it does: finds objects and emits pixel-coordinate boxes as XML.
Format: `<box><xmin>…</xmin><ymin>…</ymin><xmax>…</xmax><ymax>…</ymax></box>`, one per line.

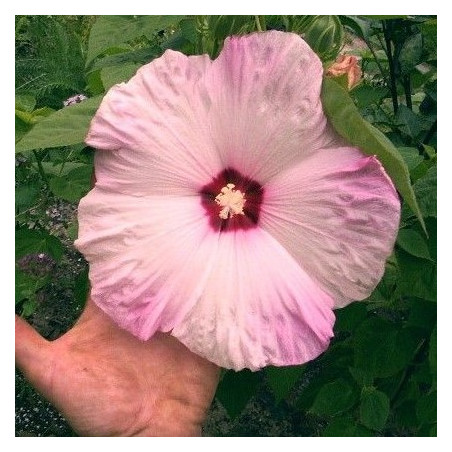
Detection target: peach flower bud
<box><xmin>326</xmin><ymin>55</ymin><xmax>362</xmax><ymax>90</ymax></box>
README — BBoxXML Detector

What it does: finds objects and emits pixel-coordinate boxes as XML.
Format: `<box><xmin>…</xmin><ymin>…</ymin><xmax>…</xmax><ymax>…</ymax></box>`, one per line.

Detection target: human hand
<box><xmin>15</xmin><ymin>297</ymin><xmax>220</xmax><ymax>437</ymax></box>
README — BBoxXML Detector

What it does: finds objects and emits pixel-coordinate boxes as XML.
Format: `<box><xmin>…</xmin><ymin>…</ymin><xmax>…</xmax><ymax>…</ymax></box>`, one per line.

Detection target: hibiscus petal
<box><xmin>260</xmin><ymin>147</ymin><xmax>401</xmax><ymax>307</ymax></box>
<box><xmin>75</xmin><ymin>188</ymin><xmax>220</xmax><ymax>338</ymax></box>
<box><xmin>171</xmin><ymin>228</ymin><xmax>335</xmax><ymax>371</ymax></box>
<box><xmin>205</xmin><ymin>30</ymin><xmax>340</xmax><ymax>183</ymax></box>
<box><xmin>86</xmin><ymin>51</ymin><xmax>222</xmax><ymax>196</ymax></box>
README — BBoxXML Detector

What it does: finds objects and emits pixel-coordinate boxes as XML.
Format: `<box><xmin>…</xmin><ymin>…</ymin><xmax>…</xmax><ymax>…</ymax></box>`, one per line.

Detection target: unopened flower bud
<box><xmin>326</xmin><ymin>55</ymin><xmax>362</xmax><ymax>90</ymax></box>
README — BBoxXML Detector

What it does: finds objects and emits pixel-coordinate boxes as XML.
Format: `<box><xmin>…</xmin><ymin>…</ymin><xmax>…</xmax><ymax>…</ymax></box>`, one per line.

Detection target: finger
<box><xmin>15</xmin><ymin>315</ymin><xmax>51</xmax><ymax>389</ymax></box>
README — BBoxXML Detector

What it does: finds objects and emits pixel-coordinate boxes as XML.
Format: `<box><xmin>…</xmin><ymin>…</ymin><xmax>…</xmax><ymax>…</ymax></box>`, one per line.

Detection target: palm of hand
<box><xmin>15</xmin><ymin>299</ymin><xmax>220</xmax><ymax>437</ymax></box>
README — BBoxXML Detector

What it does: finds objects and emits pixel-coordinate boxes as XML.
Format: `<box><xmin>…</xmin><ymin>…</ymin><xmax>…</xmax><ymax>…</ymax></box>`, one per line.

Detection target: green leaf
<box><xmin>100</xmin><ymin>63</ymin><xmax>140</xmax><ymax>90</ymax></box>
<box><xmin>352</xmin><ymin>85</ymin><xmax>389</xmax><ymax>109</ymax></box>
<box><xmin>348</xmin><ymin>367</ymin><xmax>374</xmax><ymax>387</ymax></box>
<box><xmin>397</xmin><ymin>147</ymin><xmax>424</xmax><ymax>171</ymax></box>
<box><xmin>91</xmin><ymin>46</ymin><xmax>160</xmax><ymax>71</ymax></box>
<box><xmin>354</xmin><ymin>317</ymin><xmax>422</xmax><ymax>378</ymax></box>
<box><xmin>298</xmin><ymin>15</ymin><xmax>344</xmax><ymax>61</ymax></box>
<box><xmin>15</xmin><ymin>268</ymin><xmax>48</xmax><ymax>304</ymax></box>
<box><xmin>310</xmin><ymin>380</ymin><xmax>357</xmax><ymax>416</ymax></box>
<box><xmin>334</xmin><ymin>302</ymin><xmax>367</xmax><ymax>333</ymax></box>
<box><xmin>399</xmin><ymin>33</ymin><xmax>423</xmax><ymax>74</ymax></box>
<box><xmin>215</xmin><ymin>369</ymin><xmax>262</xmax><ymax>419</ymax></box>
<box><xmin>16</xmin><ymin>229</ymin><xmax>64</xmax><ymax>261</ymax></box>
<box><xmin>322</xmin><ymin>416</ymin><xmax>374</xmax><ymax>437</ymax></box>
<box><xmin>413</xmin><ymin>164</ymin><xmax>437</xmax><ymax>218</ymax></box>
<box><xmin>321</xmin><ymin>77</ymin><xmax>426</xmax><ymax>234</ymax></box>
<box><xmin>416</xmin><ymin>391</ymin><xmax>437</xmax><ymax>425</ymax></box>
<box><xmin>265</xmin><ymin>365</ymin><xmax>305</xmax><ymax>403</ymax></box>
<box><xmin>209</xmin><ymin>15</ymin><xmax>253</xmax><ymax>41</ymax></box>
<box><xmin>396</xmin><ymin>104</ymin><xmax>428</xmax><ymax>140</ymax></box>
<box><xmin>397</xmin><ymin>228</ymin><xmax>431</xmax><ymax>259</ymax></box>
<box><xmin>339</xmin><ymin>15</ymin><xmax>371</xmax><ymax>41</ymax></box>
<box><xmin>396</xmin><ymin>249</ymin><xmax>436</xmax><ymax>301</ymax></box>
<box><xmin>16</xmin><ymin>114</ymin><xmax>33</xmax><ymax>143</ymax></box>
<box><xmin>87</xmin><ymin>15</ymin><xmax>184</xmax><ymax>65</ymax></box>
<box><xmin>15</xmin><ymin>96</ymin><xmax>102</xmax><ymax>153</ymax></box>
<box><xmin>407</xmin><ymin>299</ymin><xmax>437</xmax><ymax>332</ymax></box>
<box><xmin>15</xmin><ymin>94</ymin><xmax>36</xmax><ymax>112</ymax></box>
<box><xmin>15</xmin><ymin>182</ymin><xmax>40</xmax><ymax>214</ymax></box>
<box><xmin>359</xmin><ymin>387</ymin><xmax>390</xmax><ymax>431</ymax></box>
<box><xmin>39</xmin><ymin>161</ymin><xmax>87</xmax><ymax>177</ymax></box>
<box><xmin>49</xmin><ymin>165</ymin><xmax>92</xmax><ymax>203</ymax></box>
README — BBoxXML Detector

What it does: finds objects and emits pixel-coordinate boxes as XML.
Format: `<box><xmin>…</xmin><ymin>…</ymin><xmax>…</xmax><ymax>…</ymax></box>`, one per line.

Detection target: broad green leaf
<box><xmin>334</xmin><ymin>301</ymin><xmax>367</xmax><ymax>333</ymax></box>
<box><xmin>15</xmin><ymin>183</ymin><xmax>40</xmax><ymax>214</ymax></box>
<box><xmin>100</xmin><ymin>63</ymin><xmax>140</xmax><ymax>90</ymax></box>
<box><xmin>215</xmin><ymin>369</ymin><xmax>262</xmax><ymax>419</ymax></box>
<box><xmin>295</xmin><ymin>343</ymin><xmax>355</xmax><ymax>412</ymax></box>
<box><xmin>339</xmin><ymin>15</ymin><xmax>371</xmax><ymax>41</ymax></box>
<box><xmin>359</xmin><ymin>387</ymin><xmax>390</xmax><ymax>431</ymax></box>
<box><xmin>416</xmin><ymin>391</ymin><xmax>437</xmax><ymax>425</ymax></box>
<box><xmin>322</xmin><ymin>416</ymin><xmax>374</xmax><ymax>437</ymax></box>
<box><xmin>348</xmin><ymin>367</ymin><xmax>374</xmax><ymax>387</ymax></box>
<box><xmin>394</xmin><ymin>400</ymin><xmax>419</xmax><ymax>429</ymax></box>
<box><xmin>321</xmin><ymin>77</ymin><xmax>426</xmax><ymax>234</ymax></box>
<box><xmin>352</xmin><ymin>85</ymin><xmax>389</xmax><ymax>109</ymax></box>
<box><xmin>396</xmin><ymin>249</ymin><xmax>436</xmax><ymax>301</ymax></box>
<box><xmin>179</xmin><ymin>18</ymin><xmax>199</xmax><ymax>44</ymax></box>
<box><xmin>397</xmin><ymin>228</ymin><xmax>431</xmax><ymax>259</ymax></box>
<box><xmin>265</xmin><ymin>365</ymin><xmax>305</xmax><ymax>403</ymax></box>
<box><xmin>15</xmin><ymin>94</ymin><xmax>36</xmax><ymax>112</ymax></box>
<box><xmin>407</xmin><ymin>299</ymin><xmax>437</xmax><ymax>332</ymax></box>
<box><xmin>399</xmin><ymin>33</ymin><xmax>423</xmax><ymax>74</ymax></box>
<box><xmin>298</xmin><ymin>16</ymin><xmax>344</xmax><ymax>62</ymax></box>
<box><xmin>15</xmin><ymin>96</ymin><xmax>102</xmax><ymax>153</ymax></box>
<box><xmin>413</xmin><ymin>164</ymin><xmax>437</xmax><ymax>218</ymax></box>
<box><xmin>210</xmin><ymin>15</ymin><xmax>253</xmax><ymax>41</ymax></box>
<box><xmin>39</xmin><ymin>161</ymin><xmax>87</xmax><ymax>177</ymax></box>
<box><xmin>91</xmin><ymin>46</ymin><xmax>159</xmax><ymax>71</ymax></box>
<box><xmin>49</xmin><ymin>165</ymin><xmax>93</xmax><ymax>203</ymax></box>
<box><xmin>397</xmin><ymin>147</ymin><xmax>424</xmax><ymax>171</ymax></box>
<box><xmin>15</xmin><ymin>268</ymin><xmax>48</xmax><ymax>304</ymax></box>
<box><xmin>421</xmin><ymin>19</ymin><xmax>437</xmax><ymax>60</ymax></box>
<box><xmin>310</xmin><ymin>380</ymin><xmax>357</xmax><ymax>416</ymax></box>
<box><xmin>354</xmin><ymin>317</ymin><xmax>422</xmax><ymax>377</ymax></box>
<box><xmin>396</xmin><ymin>104</ymin><xmax>428</xmax><ymax>140</ymax></box>
<box><xmin>15</xmin><ymin>114</ymin><xmax>32</xmax><ymax>143</ymax></box>
<box><xmin>16</xmin><ymin>229</ymin><xmax>64</xmax><ymax>261</ymax></box>
<box><xmin>87</xmin><ymin>15</ymin><xmax>184</xmax><ymax>65</ymax></box>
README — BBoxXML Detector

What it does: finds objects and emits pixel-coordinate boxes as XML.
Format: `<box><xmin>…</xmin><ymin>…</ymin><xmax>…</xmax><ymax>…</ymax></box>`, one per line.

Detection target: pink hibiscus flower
<box><xmin>75</xmin><ymin>31</ymin><xmax>400</xmax><ymax>371</ymax></box>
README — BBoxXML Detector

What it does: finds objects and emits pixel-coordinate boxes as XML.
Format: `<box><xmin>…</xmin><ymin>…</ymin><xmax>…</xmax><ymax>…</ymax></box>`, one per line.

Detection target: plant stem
<box><xmin>390</xmin><ymin>339</ymin><xmax>427</xmax><ymax>406</ymax></box>
<box><xmin>382</xmin><ymin>21</ymin><xmax>399</xmax><ymax>114</ymax></box>
<box><xmin>403</xmin><ymin>74</ymin><xmax>412</xmax><ymax>110</ymax></box>
<box><xmin>33</xmin><ymin>150</ymin><xmax>48</xmax><ymax>186</ymax></box>
<box><xmin>255</xmin><ymin>16</ymin><xmax>266</xmax><ymax>32</ymax></box>
<box><xmin>363</xmin><ymin>37</ymin><xmax>387</xmax><ymax>80</ymax></box>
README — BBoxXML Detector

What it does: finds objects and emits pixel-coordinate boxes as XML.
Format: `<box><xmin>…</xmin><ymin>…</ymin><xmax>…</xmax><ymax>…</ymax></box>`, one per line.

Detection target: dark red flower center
<box><xmin>200</xmin><ymin>168</ymin><xmax>263</xmax><ymax>232</ymax></box>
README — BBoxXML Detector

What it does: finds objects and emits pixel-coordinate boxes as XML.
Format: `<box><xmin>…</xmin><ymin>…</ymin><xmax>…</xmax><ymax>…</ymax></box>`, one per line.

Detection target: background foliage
<box><xmin>15</xmin><ymin>15</ymin><xmax>436</xmax><ymax>436</ymax></box>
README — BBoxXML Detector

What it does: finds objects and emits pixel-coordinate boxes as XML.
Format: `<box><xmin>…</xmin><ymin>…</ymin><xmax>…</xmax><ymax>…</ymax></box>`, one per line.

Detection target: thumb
<box><xmin>15</xmin><ymin>315</ymin><xmax>52</xmax><ymax>391</ymax></box>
